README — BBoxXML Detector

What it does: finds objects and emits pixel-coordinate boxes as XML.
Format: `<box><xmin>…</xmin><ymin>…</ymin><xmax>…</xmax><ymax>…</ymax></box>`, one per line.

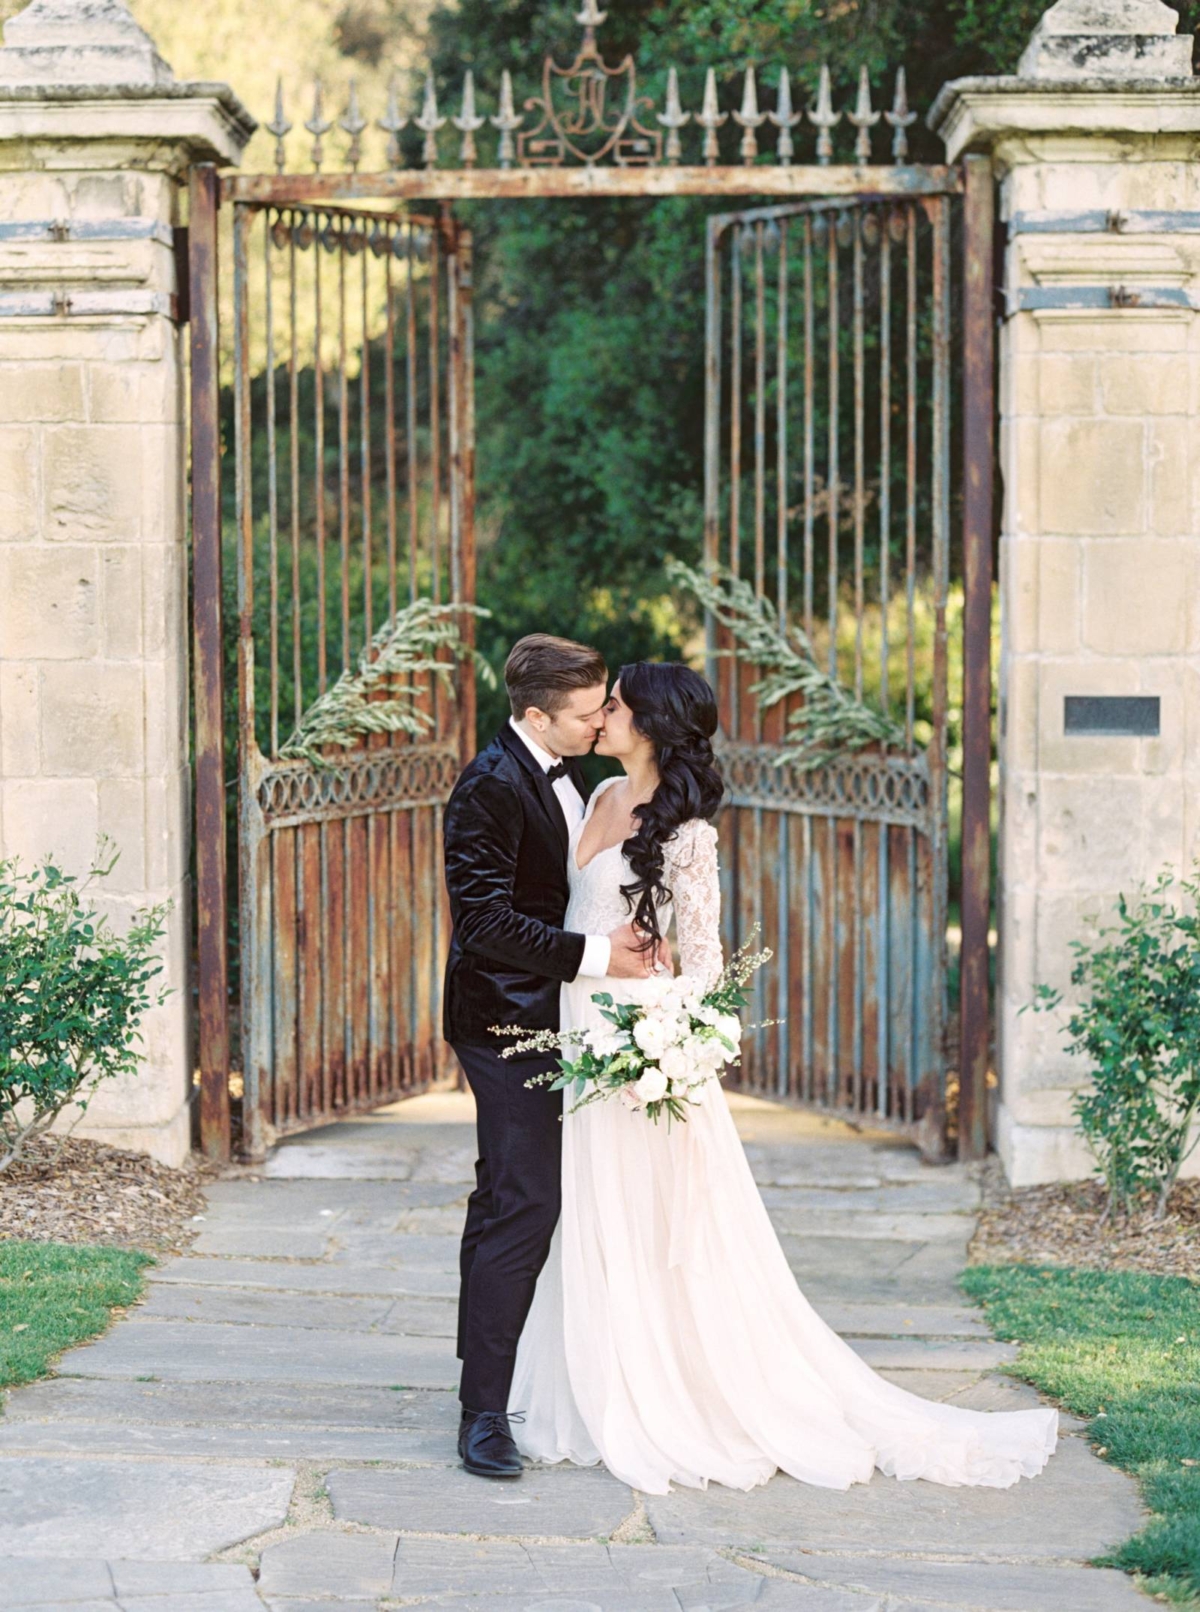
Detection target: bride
<box><xmin>509</xmin><ymin>660</ymin><xmax>1058</xmax><ymax>1495</ymax></box>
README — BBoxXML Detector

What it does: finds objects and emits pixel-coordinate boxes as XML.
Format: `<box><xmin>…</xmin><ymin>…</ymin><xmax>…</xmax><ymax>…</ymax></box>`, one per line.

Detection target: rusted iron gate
<box><xmin>190</xmin><ymin>4</ymin><xmax>995</xmax><ymax>1163</ymax></box>
<box><xmin>707</xmin><ymin>186</ymin><xmax>959</xmax><ymax>1152</ymax></box>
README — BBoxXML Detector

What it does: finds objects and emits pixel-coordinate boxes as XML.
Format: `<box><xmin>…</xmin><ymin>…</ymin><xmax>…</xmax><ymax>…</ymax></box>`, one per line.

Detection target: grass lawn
<box><xmin>963</xmin><ymin>1264</ymin><xmax>1200</xmax><ymax>1607</ymax></box>
<box><xmin>0</xmin><ymin>1240</ymin><xmax>152</xmax><ymax>1394</ymax></box>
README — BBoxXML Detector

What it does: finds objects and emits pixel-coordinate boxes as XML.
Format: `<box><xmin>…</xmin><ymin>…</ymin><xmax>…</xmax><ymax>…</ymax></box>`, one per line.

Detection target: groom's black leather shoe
<box><xmin>459</xmin><ymin>1409</ymin><xmax>524</xmax><ymax>1479</ymax></box>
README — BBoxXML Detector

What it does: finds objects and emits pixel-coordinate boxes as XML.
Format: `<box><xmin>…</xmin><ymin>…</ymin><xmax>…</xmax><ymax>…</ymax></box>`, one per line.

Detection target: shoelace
<box><xmin>467</xmin><ymin>1409</ymin><xmax>526</xmax><ymax>1437</ymax></box>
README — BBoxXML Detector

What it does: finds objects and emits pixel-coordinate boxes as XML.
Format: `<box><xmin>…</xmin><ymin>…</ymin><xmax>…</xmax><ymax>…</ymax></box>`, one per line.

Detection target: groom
<box><xmin>442</xmin><ymin>633</ymin><xmax>656</xmax><ymax>1479</ymax></box>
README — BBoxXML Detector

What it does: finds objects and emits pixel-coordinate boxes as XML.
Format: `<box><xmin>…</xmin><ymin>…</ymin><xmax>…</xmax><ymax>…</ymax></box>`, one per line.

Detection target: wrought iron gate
<box><xmin>190</xmin><ymin>6</ymin><xmax>995</xmax><ymax>1163</ymax></box>
<box><xmin>195</xmin><ymin>193</ymin><xmax>475</xmax><ymax>1160</ymax></box>
<box><xmin>704</xmin><ymin>183</ymin><xmax>972</xmax><ymax>1153</ymax></box>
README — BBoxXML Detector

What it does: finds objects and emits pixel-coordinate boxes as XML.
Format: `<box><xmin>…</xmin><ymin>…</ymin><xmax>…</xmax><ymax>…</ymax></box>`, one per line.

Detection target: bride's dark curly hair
<box><xmin>617</xmin><ymin>662</ymin><xmax>724</xmax><ymax>947</ymax></box>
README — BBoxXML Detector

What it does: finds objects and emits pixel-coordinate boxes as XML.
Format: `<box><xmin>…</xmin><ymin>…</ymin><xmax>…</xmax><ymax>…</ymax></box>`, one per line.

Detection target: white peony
<box><xmin>633</xmin><ymin>1065</ymin><xmax>669</xmax><ymax>1104</ymax></box>
<box><xmin>659</xmin><ymin>1043</ymin><xmax>690</xmax><ymax>1084</ymax></box>
<box><xmin>693</xmin><ymin>1003</ymin><xmax>720</xmax><ymax>1026</ymax></box>
<box><xmin>632</xmin><ymin>1014</ymin><xmax>669</xmax><ymax>1059</ymax></box>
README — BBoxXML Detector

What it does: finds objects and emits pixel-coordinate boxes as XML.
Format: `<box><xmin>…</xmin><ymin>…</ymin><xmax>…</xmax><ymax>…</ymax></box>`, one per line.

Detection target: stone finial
<box><xmin>0</xmin><ymin>0</ymin><xmax>175</xmax><ymax>86</ymax></box>
<box><xmin>1018</xmin><ymin>0</ymin><xmax>1193</xmax><ymax>79</ymax></box>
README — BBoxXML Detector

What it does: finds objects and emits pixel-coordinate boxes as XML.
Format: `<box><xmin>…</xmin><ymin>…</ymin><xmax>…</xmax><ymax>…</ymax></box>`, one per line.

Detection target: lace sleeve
<box><xmin>664</xmin><ymin>819</ymin><xmax>722</xmax><ymax>991</ymax></box>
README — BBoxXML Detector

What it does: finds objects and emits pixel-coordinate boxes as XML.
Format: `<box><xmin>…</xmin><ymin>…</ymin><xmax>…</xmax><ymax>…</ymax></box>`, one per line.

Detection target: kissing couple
<box><xmin>442</xmin><ymin>632</ymin><xmax>1058</xmax><ymax>1495</ymax></box>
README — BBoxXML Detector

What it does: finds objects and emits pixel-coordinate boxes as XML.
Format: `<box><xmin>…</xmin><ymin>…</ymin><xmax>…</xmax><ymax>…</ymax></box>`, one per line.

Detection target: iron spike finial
<box><xmin>847</xmin><ymin>65</ymin><xmax>880</xmax><ymax>166</ymax></box>
<box><xmin>656</xmin><ymin>66</ymin><xmax>690</xmax><ymax>166</ymax></box>
<box><xmin>490</xmin><ymin>68</ymin><xmax>523</xmax><ymax>170</ymax></box>
<box><xmin>266</xmin><ymin>76</ymin><xmax>292</xmax><ymax>175</ymax></box>
<box><xmin>806</xmin><ymin>63</ymin><xmax>840</xmax><ymax>167</ymax></box>
<box><xmin>885</xmin><ymin>66</ymin><xmax>917</xmax><ymax>164</ymax></box>
<box><xmin>414</xmin><ymin>70</ymin><xmax>447</xmax><ymax>170</ymax></box>
<box><xmin>452</xmin><ymin>69</ymin><xmax>486</xmax><ymax>169</ymax></box>
<box><xmin>768</xmin><ymin>67</ymin><xmax>802</xmax><ymax>166</ymax></box>
<box><xmin>695</xmin><ymin>67</ymin><xmax>728</xmax><ymax>169</ymax></box>
<box><xmin>377</xmin><ymin>73</ymin><xmax>408</xmax><ymax>170</ymax></box>
<box><xmin>732</xmin><ymin>66</ymin><xmax>766</xmax><ymax>166</ymax></box>
<box><xmin>339</xmin><ymin>78</ymin><xmax>367</xmax><ymax>172</ymax></box>
<box><xmin>305</xmin><ymin>76</ymin><xmax>333</xmax><ymax>174</ymax></box>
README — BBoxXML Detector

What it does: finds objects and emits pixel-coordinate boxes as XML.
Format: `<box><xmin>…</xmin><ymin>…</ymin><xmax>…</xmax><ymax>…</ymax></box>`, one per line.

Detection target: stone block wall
<box><xmin>0</xmin><ymin>0</ymin><xmax>249</xmax><ymax>1165</ymax></box>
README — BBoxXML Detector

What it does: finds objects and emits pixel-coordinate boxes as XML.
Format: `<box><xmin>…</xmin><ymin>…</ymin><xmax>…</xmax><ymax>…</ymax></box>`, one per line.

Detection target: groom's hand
<box><xmin>607</xmin><ymin>923</ymin><xmax>672</xmax><ymax>979</ymax></box>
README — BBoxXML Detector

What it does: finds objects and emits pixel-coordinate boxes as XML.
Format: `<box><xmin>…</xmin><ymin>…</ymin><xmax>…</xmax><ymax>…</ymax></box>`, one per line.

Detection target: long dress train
<box><xmin>509</xmin><ymin>780</ymin><xmax>1057</xmax><ymax>1495</ymax></box>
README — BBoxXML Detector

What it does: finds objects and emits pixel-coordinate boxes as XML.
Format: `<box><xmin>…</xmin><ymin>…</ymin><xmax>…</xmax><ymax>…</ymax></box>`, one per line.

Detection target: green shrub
<box><xmin>1032</xmin><ymin>869</ymin><xmax>1200</xmax><ymax>1222</ymax></box>
<box><xmin>0</xmin><ymin>845</ymin><xmax>169</xmax><ymax>1170</ymax></box>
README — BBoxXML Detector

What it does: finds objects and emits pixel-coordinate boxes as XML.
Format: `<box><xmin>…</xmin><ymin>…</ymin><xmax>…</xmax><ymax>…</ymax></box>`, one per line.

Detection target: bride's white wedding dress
<box><xmin>509</xmin><ymin>779</ymin><xmax>1058</xmax><ymax>1495</ymax></box>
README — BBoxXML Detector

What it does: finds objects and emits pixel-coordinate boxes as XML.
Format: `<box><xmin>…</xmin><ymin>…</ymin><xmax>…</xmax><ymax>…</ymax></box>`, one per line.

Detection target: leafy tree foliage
<box><xmin>423</xmin><ymin>0</ymin><xmax>1196</xmax><ymax>732</ymax></box>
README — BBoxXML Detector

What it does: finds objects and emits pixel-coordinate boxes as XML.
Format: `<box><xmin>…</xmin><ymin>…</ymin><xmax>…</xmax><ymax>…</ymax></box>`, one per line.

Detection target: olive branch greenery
<box><xmin>667</xmin><ymin>560</ymin><xmax>907</xmax><ymax>770</ymax></box>
<box><xmin>279</xmin><ymin>598</ymin><xmax>496</xmax><ymax>769</ymax></box>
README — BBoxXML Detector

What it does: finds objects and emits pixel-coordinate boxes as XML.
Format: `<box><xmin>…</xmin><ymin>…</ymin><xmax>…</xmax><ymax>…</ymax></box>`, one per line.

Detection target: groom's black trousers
<box><xmin>452</xmin><ymin>1041</ymin><xmax>562</xmax><ymax>1413</ymax></box>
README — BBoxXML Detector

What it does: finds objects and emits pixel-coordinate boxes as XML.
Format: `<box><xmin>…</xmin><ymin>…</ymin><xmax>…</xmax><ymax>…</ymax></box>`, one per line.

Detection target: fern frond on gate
<box><xmin>667</xmin><ymin>560</ymin><xmax>907</xmax><ymax>770</ymax></box>
<box><xmin>279</xmin><ymin>598</ymin><xmax>495</xmax><ymax>769</ymax></box>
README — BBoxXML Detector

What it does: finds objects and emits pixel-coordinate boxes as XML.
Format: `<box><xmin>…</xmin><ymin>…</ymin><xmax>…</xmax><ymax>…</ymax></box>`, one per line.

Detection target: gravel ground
<box><xmin>970</xmin><ymin>1157</ymin><xmax>1200</xmax><ymax>1280</ymax></box>
<box><xmin>0</xmin><ymin>1137</ymin><xmax>216</xmax><ymax>1254</ymax></box>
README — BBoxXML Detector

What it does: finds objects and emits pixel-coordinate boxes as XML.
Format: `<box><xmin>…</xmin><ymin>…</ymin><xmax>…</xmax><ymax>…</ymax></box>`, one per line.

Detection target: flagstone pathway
<box><xmin>0</xmin><ymin>1090</ymin><xmax>1150</xmax><ymax>1611</ymax></box>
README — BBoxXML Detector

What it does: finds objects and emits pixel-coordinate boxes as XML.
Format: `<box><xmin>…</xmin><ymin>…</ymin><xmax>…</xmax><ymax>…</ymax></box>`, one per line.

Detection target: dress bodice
<box><xmin>564</xmin><ymin>778</ymin><xmax>723</xmax><ymax>989</ymax></box>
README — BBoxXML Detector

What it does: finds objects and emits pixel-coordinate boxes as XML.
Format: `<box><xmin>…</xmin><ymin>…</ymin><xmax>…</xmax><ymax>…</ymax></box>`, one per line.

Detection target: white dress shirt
<box><xmin>509</xmin><ymin>717</ymin><xmax>611</xmax><ymax>979</ymax></box>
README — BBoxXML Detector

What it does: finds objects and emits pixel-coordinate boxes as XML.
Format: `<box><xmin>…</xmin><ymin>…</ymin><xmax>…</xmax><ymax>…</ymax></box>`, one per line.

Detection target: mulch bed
<box><xmin>970</xmin><ymin>1158</ymin><xmax>1200</xmax><ymax>1280</ymax></box>
<box><xmin>0</xmin><ymin>1136</ymin><xmax>218</xmax><ymax>1254</ymax></box>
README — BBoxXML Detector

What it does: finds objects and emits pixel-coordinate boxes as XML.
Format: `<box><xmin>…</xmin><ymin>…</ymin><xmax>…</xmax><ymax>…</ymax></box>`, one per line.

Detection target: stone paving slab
<box><xmin>0</xmin><ymin>1420</ymin><xmax>451</xmax><ymax>1464</ymax></box>
<box><xmin>844</xmin><ymin>1338</ymin><xmax>1015</xmax><ymax>1371</ymax></box>
<box><xmin>2</xmin><ymin>1377</ymin><xmax>460</xmax><ymax>1433</ymax></box>
<box><xmin>764</xmin><ymin>1210</ymin><xmax>974</xmax><ymax>1245</ymax></box>
<box><xmin>0</xmin><ymin>1458</ymin><xmax>294</xmax><ymax>1559</ymax></box>
<box><xmin>752</xmin><ymin>1550</ymin><xmax>1155</xmax><ymax>1611</ymax></box>
<box><xmin>322</xmin><ymin>1232</ymin><xmax>464</xmax><ymax>1270</ymax></box>
<box><xmin>206</xmin><ymin>1178</ymin><xmax>465</xmax><ymax>1213</ymax></box>
<box><xmin>324</xmin><ymin>1232</ymin><xmax>462</xmax><ymax>1270</ymax></box>
<box><xmin>258</xmin><ymin>1534</ymin><xmax>760</xmax><ymax>1602</ymax></box>
<box><xmin>187</xmin><ymin>1225</ymin><xmax>333</xmax><ymax>1260</ymax></box>
<box><xmin>807</xmin><ymin>1303</ymin><xmax>990</xmax><ymax>1338</ymax></box>
<box><xmin>645</xmin><ymin>1436</ymin><xmax>1143</xmax><ymax>1561</ymax></box>
<box><xmin>59</xmin><ymin>1321</ymin><xmax>456</xmax><ymax>1389</ymax></box>
<box><xmin>327</xmin><ymin>1462</ymin><xmax>634</xmax><ymax>1538</ymax></box>
<box><xmin>757</xmin><ymin>1181</ymin><xmax>981</xmax><ymax>1213</ymax></box>
<box><xmin>131</xmin><ymin>1286</ymin><xmax>397</xmax><ymax>1332</ymax></box>
<box><xmin>147</xmin><ymin>1256</ymin><xmax>457</xmax><ymax>1299</ymax></box>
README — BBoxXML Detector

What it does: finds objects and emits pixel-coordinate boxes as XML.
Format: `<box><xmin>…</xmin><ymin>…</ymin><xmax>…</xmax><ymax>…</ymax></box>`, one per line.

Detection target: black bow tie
<box><xmin>546</xmin><ymin>761</ymin><xmax>569</xmax><ymax>782</ymax></box>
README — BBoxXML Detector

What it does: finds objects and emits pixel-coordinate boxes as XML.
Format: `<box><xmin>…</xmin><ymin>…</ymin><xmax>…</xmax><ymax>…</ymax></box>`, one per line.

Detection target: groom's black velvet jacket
<box><xmin>442</xmin><ymin>724</ymin><xmax>592</xmax><ymax>1047</ymax></box>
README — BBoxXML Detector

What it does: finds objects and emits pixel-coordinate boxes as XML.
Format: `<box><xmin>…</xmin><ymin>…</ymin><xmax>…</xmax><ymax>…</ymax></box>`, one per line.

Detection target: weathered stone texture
<box><xmin>0</xmin><ymin>10</ymin><xmax>248</xmax><ymax>1165</ymax></box>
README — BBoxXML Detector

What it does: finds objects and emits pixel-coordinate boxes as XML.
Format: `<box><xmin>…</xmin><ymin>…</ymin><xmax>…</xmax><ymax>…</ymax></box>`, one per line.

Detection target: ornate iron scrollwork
<box><xmin>718</xmin><ymin>741</ymin><xmax>932</xmax><ymax>831</ymax></box>
<box><xmin>518</xmin><ymin>0</ymin><xmax>662</xmax><ymax>168</ymax></box>
<box><xmin>258</xmin><ymin>742</ymin><xmax>461</xmax><ymax>829</ymax></box>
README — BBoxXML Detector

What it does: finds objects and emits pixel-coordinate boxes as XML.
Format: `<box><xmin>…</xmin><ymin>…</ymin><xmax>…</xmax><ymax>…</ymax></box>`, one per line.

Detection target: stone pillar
<box><xmin>0</xmin><ymin>0</ymin><xmax>251</xmax><ymax>1164</ymax></box>
<box><xmin>932</xmin><ymin>0</ymin><xmax>1200</xmax><ymax>1184</ymax></box>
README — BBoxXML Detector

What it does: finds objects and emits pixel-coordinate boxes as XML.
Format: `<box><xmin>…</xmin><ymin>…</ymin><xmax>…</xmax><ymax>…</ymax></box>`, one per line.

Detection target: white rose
<box><xmin>586</xmin><ymin>1024</ymin><xmax>625</xmax><ymax>1059</ymax></box>
<box><xmin>639</xmin><ymin>974</ymin><xmax>674</xmax><ymax>1009</ymax></box>
<box><xmin>714</xmin><ymin>1013</ymin><xmax>742</xmax><ymax>1057</ymax></box>
<box><xmin>659</xmin><ymin>1044</ymin><xmax>690</xmax><ymax>1084</ymax></box>
<box><xmin>632</xmin><ymin>1015</ymin><xmax>668</xmax><ymax>1059</ymax></box>
<box><xmin>633</xmin><ymin>1065</ymin><xmax>669</xmax><ymax>1104</ymax></box>
<box><xmin>697</xmin><ymin>1036</ymin><xmax>727</xmax><ymax>1071</ymax></box>
<box><xmin>693</xmin><ymin>1003</ymin><xmax>720</xmax><ymax>1026</ymax></box>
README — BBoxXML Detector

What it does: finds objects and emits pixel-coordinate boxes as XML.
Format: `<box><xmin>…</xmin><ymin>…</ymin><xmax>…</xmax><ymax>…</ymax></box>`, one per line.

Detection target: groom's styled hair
<box><xmin>505</xmin><ymin>633</ymin><xmax>607</xmax><ymax>720</ymax></box>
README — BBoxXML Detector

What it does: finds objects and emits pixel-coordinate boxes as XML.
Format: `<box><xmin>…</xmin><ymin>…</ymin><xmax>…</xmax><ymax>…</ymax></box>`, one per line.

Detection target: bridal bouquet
<box><xmin>492</xmin><ymin>935</ymin><xmax>774</xmax><ymax>1126</ymax></box>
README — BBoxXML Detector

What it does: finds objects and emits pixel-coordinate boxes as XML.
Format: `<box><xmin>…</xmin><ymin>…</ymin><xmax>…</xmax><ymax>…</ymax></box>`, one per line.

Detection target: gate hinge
<box><xmin>173</xmin><ymin>225</ymin><xmax>190</xmax><ymax>325</ymax></box>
